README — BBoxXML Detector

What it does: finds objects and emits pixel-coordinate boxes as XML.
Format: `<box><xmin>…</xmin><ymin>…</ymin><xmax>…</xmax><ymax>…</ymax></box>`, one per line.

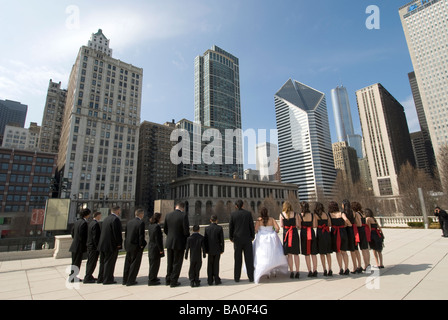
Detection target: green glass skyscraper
<box><xmin>194</xmin><ymin>45</ymin><xmax>243</xmax><ymax>178</ymax></box>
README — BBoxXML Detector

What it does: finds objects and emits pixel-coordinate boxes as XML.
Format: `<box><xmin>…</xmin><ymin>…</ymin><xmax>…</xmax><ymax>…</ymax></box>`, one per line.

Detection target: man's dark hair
<box><xmin>80</xmin><ymin>208</ymin><xmax>91</xmax><ymax>218</ymax></box>
<box><xmin>193</xmin><ymin>224</ymin><xmax>200</xmax><ymax>232</ymax></box>
<box><xmin>210</xmin><ymin>215</ymin><xmax>218</xmax><ymax>222</ymax></box>
<box><xmin>176</xmin><ymin>202</ymin><xmax>185</xmax><ymax>210</ymax></box>
<box><xmin>235</xmin><ymin>199</ymin><xmax>244</xmax><ymax>209</ymax></box>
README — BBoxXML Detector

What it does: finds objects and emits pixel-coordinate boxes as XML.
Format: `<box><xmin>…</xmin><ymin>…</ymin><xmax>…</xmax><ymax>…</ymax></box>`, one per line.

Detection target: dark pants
<box><xmin>84</xmin><ymin>249</ymin><xmax>99</xmax><ymax>281</ymax></box>
<box><xmin>207</xmin><ymin>254</ymin><xmax>221</xmax><ymax>284</ymax></box>
<box><xmin>70</xmin><ymin>250</ymin><xmax>84</xmax><ymax>278</ymax></box>
<box><xmin>123</xmin><ymin>248</ymin><xmax>143</xmax><ymax>285</ymax></box>
<box><xmin>148</xmin><ymin>249</ymin><xmax>161</xmax><ymax>284</ymax></box>
<box><xmin>442</xmin><ymin>220</ymin><xmax>448</xmax><ymax>237</ymax></box>
<box><xmin>188</xmin><ymin>259</ymin><xmax>202</xmax><ymax>282</ymax></box>
<box><xmin>101</xmin><ymin>249</ymin><xmax>119</xmax><ymax>284</ymax></box>
<box><xmin>233</xmin><ymin>241</ymin><xmax>254</xmax><ymax>282</ymax></box>
<box><xmin>166</xmin><ymin>249</ymin><xmax>184</xmax><ymax>285</ymax></box>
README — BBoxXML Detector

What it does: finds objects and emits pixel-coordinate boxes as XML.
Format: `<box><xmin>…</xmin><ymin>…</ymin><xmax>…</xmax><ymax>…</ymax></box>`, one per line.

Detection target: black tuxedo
<box><xmin>204</xmin><ymin>223</ymin><xmax>224</xmax><ymax>284</ymax></box>
<box><xmin>84</xmin><ymin>219</ymin><xmax>102</xmax><ymax>282</ymax></box>
<box><xmin>229</xmin><ymin>208</ymin><xmax>255</xmax><ymax>282</ymax></box>
<box><xmin>164</xmin><ymin>209</ymin><xmax>190</xmax><ymax>286</ymax></box>
<box><xmin>97</xmin><ymin>213</ymin><xmax>122</xmax><ymax>284</ymax></box>
<box><xmin>69</xmin><ymin>218</ymin><xmax>88</xmax><ymax>278</ymax></box>
<box><xmin>185</xmin><ymin>232</ymin><xmax>206</xmax><ymax>285</ymax></box>
<box><xmin>123</xmin><ymin>217</ymin><xmax>147</xmax><ymax>285</ymax></box>
<box><xmin>148</xmin><ymin>223</ymin><xmax>164</xmax><ymax>284</ymax></box>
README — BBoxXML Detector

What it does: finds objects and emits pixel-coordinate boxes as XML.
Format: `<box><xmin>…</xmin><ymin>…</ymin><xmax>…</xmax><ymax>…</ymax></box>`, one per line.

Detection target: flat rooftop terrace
<box><xmin>0</xmin><ymin>228</ymin><xmax>446</xmax><ymax>303</ymax></box>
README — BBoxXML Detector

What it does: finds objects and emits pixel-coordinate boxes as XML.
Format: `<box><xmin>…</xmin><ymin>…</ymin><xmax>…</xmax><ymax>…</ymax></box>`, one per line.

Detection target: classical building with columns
<box><xmin>170</xmin><ymin>175</ymin><xmax>298</xmax><ymax>226</ymax></box>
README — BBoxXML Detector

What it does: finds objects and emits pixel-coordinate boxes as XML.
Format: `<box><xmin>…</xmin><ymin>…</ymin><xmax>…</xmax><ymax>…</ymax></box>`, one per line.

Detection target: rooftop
<box><xmin>0</xmin><ymin>228</ymin><xmax>446</xmax><ymax>303</ymax></box>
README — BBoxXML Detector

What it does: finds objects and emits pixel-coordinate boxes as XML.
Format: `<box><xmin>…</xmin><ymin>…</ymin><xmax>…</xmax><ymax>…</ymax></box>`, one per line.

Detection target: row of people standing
<box><xmin>69</xmin><ymin>203</ymin><xmax>224</xmax><ymax>288</ymax></box>
<box><xmin>278</xmin><ymin>200</ymin><xmax>385</xmax><ymax>279</ymax></box>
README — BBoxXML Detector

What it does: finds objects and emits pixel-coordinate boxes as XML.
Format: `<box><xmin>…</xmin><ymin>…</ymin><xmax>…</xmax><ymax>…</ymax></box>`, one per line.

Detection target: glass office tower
<box><xmin>194</xmin><ymin>45</ymin><xmax>243</xmax><ymax>178</ymax></box>
<box><xmin>331</xmin><ymin>85</ymin><xmax>363</xmax><ymax>158</ymax></box>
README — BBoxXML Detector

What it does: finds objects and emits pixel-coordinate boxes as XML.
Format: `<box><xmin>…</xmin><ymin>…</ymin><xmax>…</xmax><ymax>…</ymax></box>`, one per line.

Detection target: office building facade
<box><xmin>275</xmin><ymin>79</ymin><xmax>336</xmax><ymax>201</ymax></box>
<box><xmin>57</xmin><ymin>30</ymin><xmax>143</xmax><ymax>221</ymax></box>
<box><xmin>356</xmin><ymin>83</ymin><xmax>416</xmax><ymax>197</ymax></box>
<box><xmin>194</xmin><ymin>45</ymin><xmax>243</xmax><ymax>178</ymax></box>
<box><xmin>399</xmin><ymin>0</ymin><xmax>448</xmax><ymax>169</ymax></box>
<box><xmin>135</xmin><ymin>120</ymin><xmax>177</xmax><ymax>214</ymax></box>
<box><xmin>0</xmin><ymin>100</ymin><xmax>28</xmax><ymax>145</ymax></box>
<box><xmin>38</xmin><ymin>80</ymin><xmax>67</xmax><ymax>154</ymax></box>
<box><xmin>331</xmin><ymin>85</ymin><xmax>363</xmax><ymax>158</ymax></box>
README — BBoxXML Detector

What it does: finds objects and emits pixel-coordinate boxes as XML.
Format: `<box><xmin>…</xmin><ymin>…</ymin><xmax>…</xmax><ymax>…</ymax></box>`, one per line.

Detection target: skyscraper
<box><xmin>408</xmin><ymin>71</ymin><xmax>437</xmax><ymax>176</ymax></box>
<box><xmin>275</xmin><ymin>79</ymin><xmax>336</xmax><ymax>201</ymax></box>
<box><xmin>194</xmin><ymin>45</ymin><xmax>243</xmax><ymax>178</ymax></box>
<box><xmin>0</xmin><ymin>99</ymin><xmax>27</xmax><ymax>145</ymax></box>
<box><xmin>57</xmin><ymin>29</ymin><xmax>143</xmax><ymax>221</ymax></box>
<box><xmin>331</xmin><ymin>85</ymin><xmax>363</xmax><ymax>158</ymax></box>
<box><xmin>135</xmin><ymin>120</ymin><xmax>177</xmax><ymax>214</ymax></box>
<box><xmin>399</xmin><ymin>0</ymin><xmax>448</xmax><ymax>170</ymax></box>
<box><xmin>38</xmin><ymin>80</ymin><xmax>67</xmax><ymax>154</ymax></box>
<box><xmin>356</xmin><ymin>83</ymin><xmax>415</xmax><ymax>197</ymax></box>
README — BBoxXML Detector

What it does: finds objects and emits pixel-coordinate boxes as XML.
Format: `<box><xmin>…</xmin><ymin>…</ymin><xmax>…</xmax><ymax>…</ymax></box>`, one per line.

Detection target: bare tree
<box><xmin>398</xmin><ymin>161</ymin><xmax>438</xmax><ymax>216</ymax></box>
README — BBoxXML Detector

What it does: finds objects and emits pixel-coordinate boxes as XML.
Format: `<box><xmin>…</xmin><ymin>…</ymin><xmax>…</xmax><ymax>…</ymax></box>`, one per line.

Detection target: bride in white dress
<box><xmin>253</xmin><ymin>207</ymin><xmax>289</xmax><ymax>284</ymax></box>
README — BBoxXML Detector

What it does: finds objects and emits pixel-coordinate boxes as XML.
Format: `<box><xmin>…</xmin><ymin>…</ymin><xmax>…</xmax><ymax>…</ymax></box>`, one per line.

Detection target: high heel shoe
<box><xmin>344</xmin><ymin>269</ymin><xmax>350</xmax><ymax>275</ymax></box>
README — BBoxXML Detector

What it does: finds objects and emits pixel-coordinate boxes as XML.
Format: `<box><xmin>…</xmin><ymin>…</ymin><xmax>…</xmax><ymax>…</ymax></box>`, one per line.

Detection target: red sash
<box><xmin>301</xmin><ymin>226</ymin><xmax>312</xmax><ymax>254</ymax></box>
<box><xmin>318</xmin><ymin>224</ymin><xmax>330</xmax><ymax>233</ymax></box>
<box><xmin>332</xmin><ymin>226</ymin><xmax>344</xmax><ymax>252</ymax></box>
<box><xmin>371</xmin><ymin>227</ymin><xmax>382</xmax><ymax>239</ymax></box>
<box><xmin>353</xmin><ymin>224</ymin><xmax>360</xmax><ymax>245</ymax></box>
<box><xmin>362</xmin><ymin>223</ymin><xmax>371</xmax><ymax>242</ymax></box>
<box><xmin>284</xmin><ymin>226</ymin><xmax>296</xmax><ymax>248</ymax></box>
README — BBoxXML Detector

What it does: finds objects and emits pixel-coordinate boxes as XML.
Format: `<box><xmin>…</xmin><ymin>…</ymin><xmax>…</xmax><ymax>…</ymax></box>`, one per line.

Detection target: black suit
<box><xmin>69</xmin><ymin>218</ymin><xmax>88</xmax><ymax>278</ymax></box>
<box><xmin>164</xmin><ymin>209</ymin><xmax>190</xmax><ymax>286</ymax></box>
<box><xmin>185</xmin><ymin>232</ymin><xmax>206</xmax><ymax>285</ymax></box>
<box><xmin>204</xmin><ymin>223</ymin><xmax>224</xmax><ymax>284</ymax></box>
<box><xmin>148</xmin><ymin>223</ymin><xmax>164</xmax><ymax>285</ymax></box>
<box><xmin>123</xmin><ymin>217</ymin><xmax>147</xmax><ymax>285</ymax></box>
<box><xmin>97</xmin><ymin>213</ymin><xmax>122</xmax><ymax>284</ymax></box>
<box><xmin>84</xmin><ymin>219</ymin><xmax>101</xmax><ymax>282</ymax></box>
<box><xmin>229</xmin><ymin>208</ymin><xmax>255</xmax><ymax>282</ymax></box>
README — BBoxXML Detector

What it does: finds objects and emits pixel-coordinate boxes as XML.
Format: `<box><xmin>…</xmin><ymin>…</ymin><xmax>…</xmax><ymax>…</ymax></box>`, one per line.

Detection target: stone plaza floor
<box><xmin>0</xmin><ymin>228</ymin><xmax>447</xmax><ymax>301</ymax></box>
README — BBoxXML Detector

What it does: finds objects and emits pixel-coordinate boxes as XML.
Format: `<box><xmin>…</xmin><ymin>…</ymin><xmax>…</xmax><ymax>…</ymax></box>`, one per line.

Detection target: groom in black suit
<box><xmin>229</xmin><ymin>199</ymin><xmax>255</xmax><ymax>282</ymax></box>
<box><xmin>164</xmin><ymin>202</ymin><xmax>190</xmax><ymax>287</ymax></box>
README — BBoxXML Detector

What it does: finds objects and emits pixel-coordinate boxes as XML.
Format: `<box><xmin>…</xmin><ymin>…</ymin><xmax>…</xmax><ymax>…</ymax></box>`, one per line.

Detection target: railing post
<box><xmin>418</xmin><ymin>188</ymin><xmax>429</xmax><ymax>229</ymax></box>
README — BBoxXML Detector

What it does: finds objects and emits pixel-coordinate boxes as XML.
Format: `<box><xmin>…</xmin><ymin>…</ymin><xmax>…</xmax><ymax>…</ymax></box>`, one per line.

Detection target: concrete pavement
<box><xmin>0</xmin><ymin>228</ymin><xmax>447</xmax><ymax>301</ymax></box>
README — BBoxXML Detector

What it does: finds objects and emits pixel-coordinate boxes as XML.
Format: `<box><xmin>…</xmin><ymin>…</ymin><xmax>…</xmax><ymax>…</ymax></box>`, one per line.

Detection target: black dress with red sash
<box><xmin>280</xmin><ymin>212</ymin><xmax>300</xmax><ymax>255</ymax></box>
<box><xmin>300</xmin><ymin>214</ymin><xmax>318</xmax><ymax>256</ymax></box>
<box><xmin>357</xmin><ymin>215</ymin><xmax>370</xmax><ymax>250</ymax></box>
<box><xmin>316</xmin><ymin>217</ymin><xmax>332</xmax><ymax>254</ymax></box>
<box><xmin>330</xmin><ymin>217</ymin><xmax>348</xmax><ymax>253</ymax></box>
<box><xmin>369</xmin><ymin>223</ymin><xmax>384</xmax><ymax>252</ymax></box>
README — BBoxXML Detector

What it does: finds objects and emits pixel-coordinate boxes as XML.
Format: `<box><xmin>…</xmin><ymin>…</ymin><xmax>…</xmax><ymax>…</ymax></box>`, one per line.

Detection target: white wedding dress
<box><xmin>253</xmin><ymin>226</ymin><xmax>289</xmax><ymax>284</ymax></box>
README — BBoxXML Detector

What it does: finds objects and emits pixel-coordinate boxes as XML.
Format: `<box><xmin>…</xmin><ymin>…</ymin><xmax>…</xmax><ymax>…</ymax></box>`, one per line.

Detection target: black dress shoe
<box><xmin>126</xmin><ymin>281</ymin><xmax>138</xmax><ymax>287</ymax></box>
<box><xmin>103</xmin><ymin>281</ymin><xmax>117</xmax><ymax>285</ymax></box>
<box><xmin>170</xmin><ymin>282</ymin><xmax>181</xmax><ymax>288</ymax></box>
<box><xmin>148</xmin><ymin>281</ymin><xmax>161</xmax><ymax>286</ymax></box>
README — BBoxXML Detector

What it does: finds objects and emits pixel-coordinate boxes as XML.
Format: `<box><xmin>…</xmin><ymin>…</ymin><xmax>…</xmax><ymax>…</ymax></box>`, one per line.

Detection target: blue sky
<box><xmin>0</xmin><ymin>0</ymin><xmax>418</xmax><ymax>166</ymax></box>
